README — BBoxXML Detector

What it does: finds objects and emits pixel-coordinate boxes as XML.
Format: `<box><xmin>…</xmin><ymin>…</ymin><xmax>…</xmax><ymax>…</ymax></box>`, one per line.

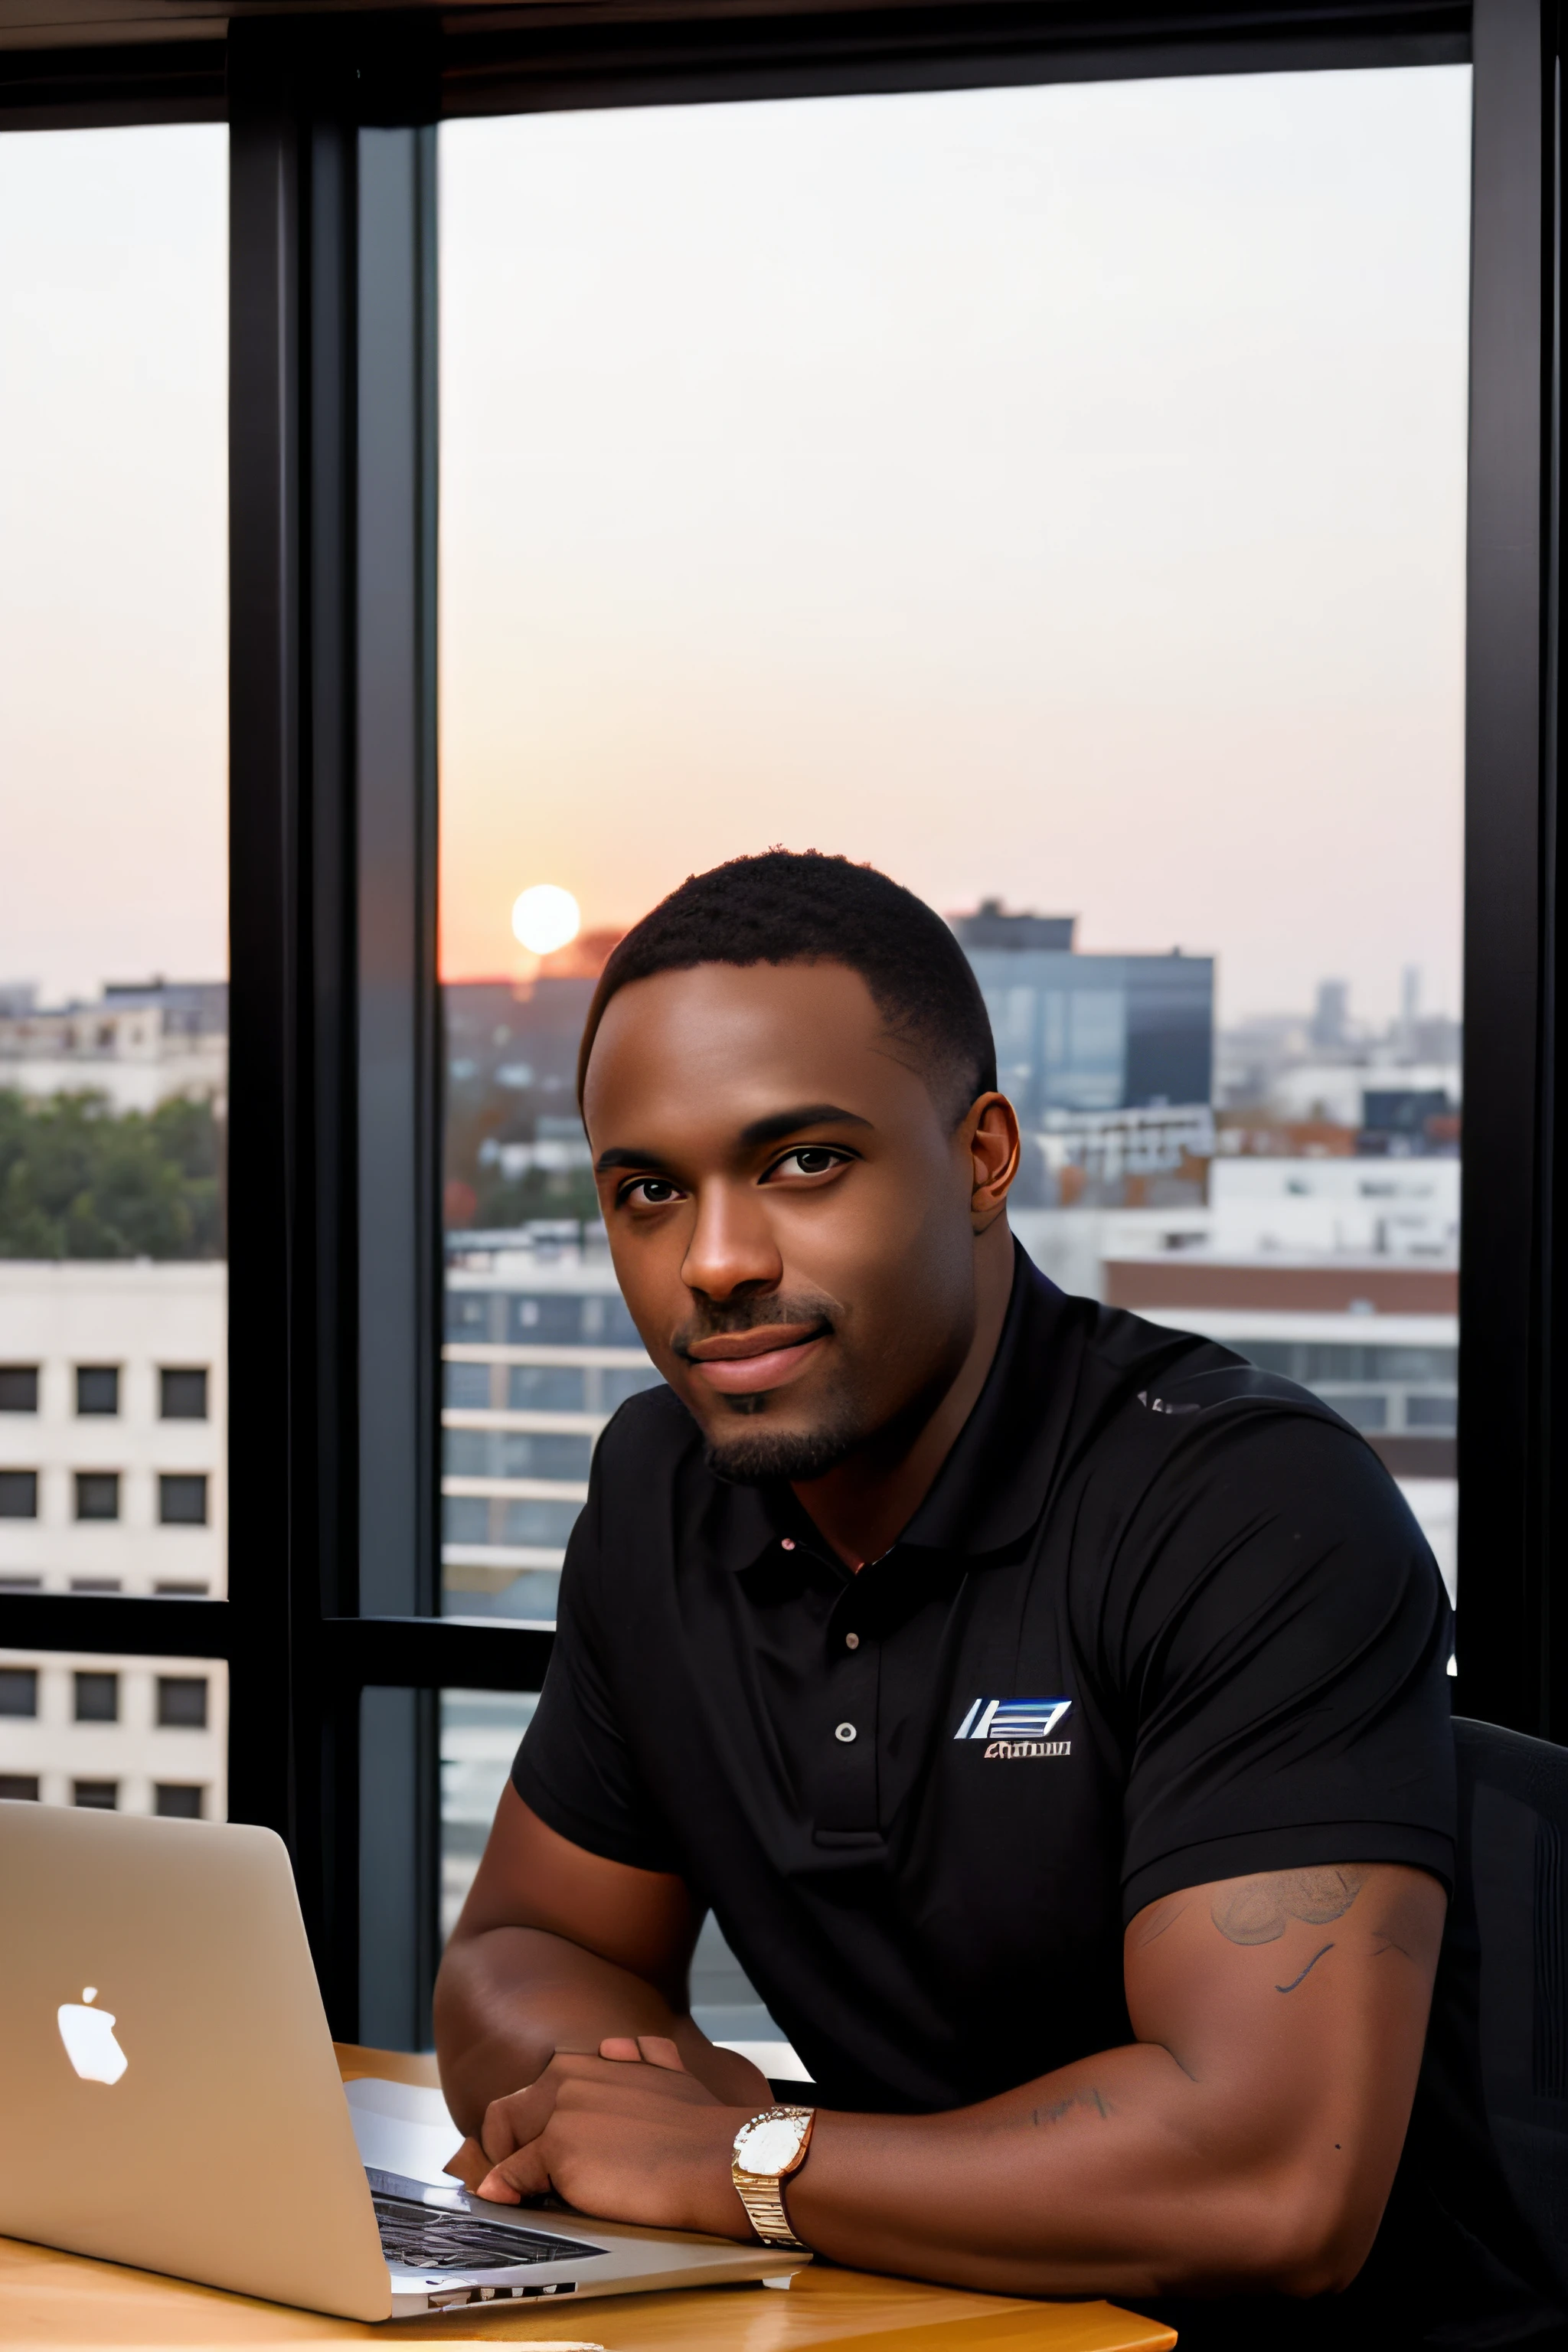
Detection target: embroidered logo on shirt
<box><xmin>953</xmin><ymin>1697</ymin><xmax>1073</xmax><ymax>1759</ymax></box>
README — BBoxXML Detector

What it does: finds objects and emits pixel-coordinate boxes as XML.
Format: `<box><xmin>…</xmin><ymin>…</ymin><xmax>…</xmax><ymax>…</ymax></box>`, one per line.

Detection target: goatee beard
<box><xmin>703</xmin><ymin>1397</ymin><xmax>869</xmax><ymax>1487</ymax></box>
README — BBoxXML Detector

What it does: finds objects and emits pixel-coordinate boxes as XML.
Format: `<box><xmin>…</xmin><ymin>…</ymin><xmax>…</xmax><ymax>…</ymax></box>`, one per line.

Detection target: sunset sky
<box><xmin>440</xmin><ymin>67</ymin><xmax>1471</xmax><ymax>1024</ymax></box>
<box><xmin>0</xmin><ymin>67</ymin><xmax>1470</xmax><ymax>1029</ymax></box>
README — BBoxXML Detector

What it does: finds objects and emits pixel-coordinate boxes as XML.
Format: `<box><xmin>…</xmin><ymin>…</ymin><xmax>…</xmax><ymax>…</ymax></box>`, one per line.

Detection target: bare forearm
<box><xmin>791</xmin><ymin>2045</ymin><xmax>1350</xmax><ymax>2301</ymax></box>
<box><xmin>434</xmin><ymin>1926</ymin><xmax>764</xmax><ymax>2135</ymax></box>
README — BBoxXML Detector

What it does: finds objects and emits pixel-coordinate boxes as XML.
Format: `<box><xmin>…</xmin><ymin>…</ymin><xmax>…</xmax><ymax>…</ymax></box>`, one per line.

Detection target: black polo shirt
<box><xmin>513</xmin><ymin>1246</ymin><xmax>1497</xmax><ymax>2342</ymax></box>
<box><xmin>518</xmin><ymin>1245</ymin><xmax>1453</xmax><ymax>2105</ymax></box>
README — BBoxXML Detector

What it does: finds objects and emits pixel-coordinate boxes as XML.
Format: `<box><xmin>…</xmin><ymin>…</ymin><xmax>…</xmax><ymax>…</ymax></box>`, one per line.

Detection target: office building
<box><xmin>0</xmin><ymin>1260</ymin><xmax>227</xmax><ymax>1815</ymax></box>
<box><xmin>442</xmin><ymin>1230</ymin><xmax>659</xmax><ymax>1620</ymax></box>
<box><xmin>952</xmin><ymin>905</ymin><xmax>1214</xmax><ymax>1120</ymax></box>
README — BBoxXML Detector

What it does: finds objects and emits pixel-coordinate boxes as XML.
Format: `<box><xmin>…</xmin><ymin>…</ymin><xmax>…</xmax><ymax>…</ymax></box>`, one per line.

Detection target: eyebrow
<box><xmin>594</xmin><ymin>1102</ymin><xmax>871</xmax><ymax>1174</ymax></box>
<box><xmin>738</xmin><ymin>1102</ymin><xmax>872</xmax><ymax>1149</ymax></box>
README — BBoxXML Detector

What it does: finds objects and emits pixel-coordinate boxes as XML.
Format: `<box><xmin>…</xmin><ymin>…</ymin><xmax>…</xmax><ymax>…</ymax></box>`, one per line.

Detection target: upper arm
<box><xmin>1125</xmin><ymin>1860</ymin><xmax>1447</xmax><ymax>2289</ymax></box>
<box><xmin>451</xmin><ymin>1782</ymin><xmax>700</xmax><ymax>2007</ymax></box>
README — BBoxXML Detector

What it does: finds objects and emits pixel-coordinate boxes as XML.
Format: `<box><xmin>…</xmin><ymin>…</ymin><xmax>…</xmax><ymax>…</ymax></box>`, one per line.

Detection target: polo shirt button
<box><xmin>844</xmin><ymin>1632</ymin><xmax>860</xmax><ymax>1650</ymax></box>
<box><xmin>835</xmin><ymin>1722</ymin><xmax>857</xmax><ymax>1743</ymax></box>
<box><xmin>780</xmin><ymin>1538</ymin><xmax>796</xmax><ymax>1551</ymax></box>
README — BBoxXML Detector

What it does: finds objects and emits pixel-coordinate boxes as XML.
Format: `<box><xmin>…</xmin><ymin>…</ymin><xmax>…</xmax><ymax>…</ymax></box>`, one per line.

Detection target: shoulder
<box><xmin>1072</xmin><ymin>1299</ymin><xmax>1367</xmax><ymax>1467</ymax></box>
<box><xmin>1063</xmin><ymin>1302</ymin><xmax>1426</xmax><ymax>1571</ymax></box>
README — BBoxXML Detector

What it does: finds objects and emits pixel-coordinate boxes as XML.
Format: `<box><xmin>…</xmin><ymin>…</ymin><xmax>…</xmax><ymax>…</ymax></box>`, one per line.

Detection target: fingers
<box><xmin>480</xmin><ymin>2045</ymin><xmax>713</xmax><ymax>2165</ymax></box>
<box><xmin>443</xmin><ymin>2136</ymin><xmax>492</xmax><ymax>2190</ymax></box>
<box><xmin>599</xmin><ymin>2032</ymin><xmax>686</xmax><ymax>2071</ymax></box>
<box><xmin>475</xmin><ymin>2139</ymin><xmax>550</xmax><ymax>2204</ymax></box>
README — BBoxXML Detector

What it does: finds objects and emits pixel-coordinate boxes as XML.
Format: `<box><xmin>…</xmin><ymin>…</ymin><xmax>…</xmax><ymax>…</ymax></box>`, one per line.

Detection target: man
<box><xmin>434</xmin><ymin>849</ymin><xmax>1471</xmax><ymax>2344</ymax></box>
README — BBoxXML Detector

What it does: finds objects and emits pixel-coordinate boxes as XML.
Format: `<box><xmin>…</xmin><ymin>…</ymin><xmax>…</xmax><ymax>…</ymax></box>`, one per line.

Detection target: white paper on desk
<box><xmin>345</xmin><ymin>2076</ymin><xmax>466</xmax><ymax>2187</ymax></box>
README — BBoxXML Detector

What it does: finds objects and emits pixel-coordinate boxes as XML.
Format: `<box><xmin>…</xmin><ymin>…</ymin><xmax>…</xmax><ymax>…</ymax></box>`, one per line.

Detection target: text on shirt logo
<box><xmin>954</xmin><ymin>1697</ymin><xmax>1073</xmax><ymax>1759</ymax></box>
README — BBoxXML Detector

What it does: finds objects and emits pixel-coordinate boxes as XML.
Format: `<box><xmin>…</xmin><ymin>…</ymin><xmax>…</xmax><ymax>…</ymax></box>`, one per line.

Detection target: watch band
<box><xmin>731</xmin><ymin>2105</ymin><xmax>816</xmax><ymax>2249</ymax></box>
<box><xmin>732</xmin><ymin>2168</ymin><xmax>808</xmax><ymax>2250</ymax></box>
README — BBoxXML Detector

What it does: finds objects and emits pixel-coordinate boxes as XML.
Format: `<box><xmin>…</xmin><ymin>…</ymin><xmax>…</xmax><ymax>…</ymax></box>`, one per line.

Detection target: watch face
<box><xmin>736</xmin><ymin>2115</ymin><xmax>805</xmax><ymax>2175</ymax></box>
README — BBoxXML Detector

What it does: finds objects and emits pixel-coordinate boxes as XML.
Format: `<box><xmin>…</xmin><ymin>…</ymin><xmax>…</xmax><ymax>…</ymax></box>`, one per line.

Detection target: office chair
<box><xmin>1450</xmin><ymin>1716</ymin><xmax>1568</xmax><ymax>2301</ymax></box>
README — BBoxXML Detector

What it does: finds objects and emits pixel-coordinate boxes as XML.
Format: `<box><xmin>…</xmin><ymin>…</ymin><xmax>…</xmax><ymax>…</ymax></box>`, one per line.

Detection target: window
<box><xmin>0</xmin><ymin>119</ymin><xmax>228</xmax><ymax>1844</ymax></box>
<box><xmin>74</xmin><ymin>1473</ymin><xmax>119</xmax><ymax>1523</ymax></box>
<box><xmin>156</xmin><ymin>1675</ymin><xmax>207</xmax><ymax>1729</ymax></box>
<box><xmin>75</xmin><ymin>1367</ymin><xmax>119</xmax><ymax>1417</ymax></box>
<box><xmin>438</xmin><ymin>68</ymin><xmax>1470</xmax><ymax>1646</ymax></box>
<box><xmin>0</xmin><ymin>1473</ymin><xmax>37</xmax><ymax>1521</ymax></box>
<box><xmin>5</xmin><ymin>0</ymin><xmax>1560</xmax><ymax>2063</ymax></box>
<box><xmin>154</xmin><ymin>1783</ymin><xmax>204</xmax><ymax>1818</ymax></box>
<box><xmin>158</xmin><ymin>1367</ymin><xmax>208</xmax><ymax>1420</ymax></box>
<box><xmin>0</xmin><ymin>1669</ymin><xmax>37</xmax><ymax>1718</ymax></box>
<box><xmin>158</xmin><ymin>1474</ymin><xmax>207</xmax><ymax>1527</ymax></box>
<box><xmin>73</xmin><ymin>1671</ymin><xmax>118</xmax><ymax>1723</ymax></box>
<box><xmin>0</xmin><ymin>1775</ymin><xmax>38</xmax><ymax>1802</ymax></box>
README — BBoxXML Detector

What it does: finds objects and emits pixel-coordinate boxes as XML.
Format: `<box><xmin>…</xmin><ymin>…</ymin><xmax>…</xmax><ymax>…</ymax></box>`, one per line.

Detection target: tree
<box><xmin>0</xmin><ymin>1090</ymin><xmax>224</xmax><ymax>1260</ymax></box>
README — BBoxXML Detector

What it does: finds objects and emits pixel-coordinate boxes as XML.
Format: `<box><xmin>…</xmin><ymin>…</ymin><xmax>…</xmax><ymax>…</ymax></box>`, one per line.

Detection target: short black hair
<box><xmin>577</xmin><ymin>849</ymin><xmax>997</xmax><ymax>1125</ymax></box>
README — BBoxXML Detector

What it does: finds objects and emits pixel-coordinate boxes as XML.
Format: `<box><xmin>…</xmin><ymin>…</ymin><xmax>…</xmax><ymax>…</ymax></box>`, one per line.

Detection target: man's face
<box><xmin>583</xmin><ymin>960</ymin><xmax>999</xmax><ymax>1484</ymax></box>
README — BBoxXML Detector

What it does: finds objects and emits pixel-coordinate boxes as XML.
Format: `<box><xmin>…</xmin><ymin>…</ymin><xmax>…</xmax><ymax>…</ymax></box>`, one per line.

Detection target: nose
<box><xmin>680</xmin><ymin>1179</ymin><xmax>782</xmax><ymax>1304</ymax></box>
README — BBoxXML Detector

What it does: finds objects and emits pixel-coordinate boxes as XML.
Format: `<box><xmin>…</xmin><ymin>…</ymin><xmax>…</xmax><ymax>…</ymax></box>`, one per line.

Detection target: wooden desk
<box><xmin>0</xmin><ymin>2047</ymin><xmax>1175</xmax><ymax>2352</ymax></box>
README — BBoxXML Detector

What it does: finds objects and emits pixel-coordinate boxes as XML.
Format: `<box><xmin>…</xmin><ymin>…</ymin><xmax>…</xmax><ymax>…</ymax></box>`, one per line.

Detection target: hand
<box><xmin>445</xmin><ymin>2034</ymin><xmax>763</xmax><ymax>2238</ymax></box>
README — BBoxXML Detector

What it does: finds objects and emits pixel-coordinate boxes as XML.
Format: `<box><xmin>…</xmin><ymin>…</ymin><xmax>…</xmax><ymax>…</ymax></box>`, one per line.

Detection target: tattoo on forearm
<box><xmin>1030</xmin><ymin>2086</ymin><xmax>1112</xmax><ymax>2127</ymax></box>
<box><xmin>1274</xmin><ymin>1942</ymin><xmax>1334</xmax><ymax>1994</ymax></box>
<box><xmin>1210</xmin><ymin>1865</ymin><xmax>1367</xmax><ymax>1948</ymax></box>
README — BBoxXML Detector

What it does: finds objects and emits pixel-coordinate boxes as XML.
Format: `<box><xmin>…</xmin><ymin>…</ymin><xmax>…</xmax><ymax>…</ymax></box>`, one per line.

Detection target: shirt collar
<box><xmin>714</xmin><ymin>1240</ymin><xmax>1082</xmax><ymax>1572</ymax></box>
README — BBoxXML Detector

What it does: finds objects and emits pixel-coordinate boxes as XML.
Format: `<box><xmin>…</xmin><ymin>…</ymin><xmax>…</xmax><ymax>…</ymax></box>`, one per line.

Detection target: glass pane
<box><xmin>438</xmin><ymin>68</ymin><xmax>1468</xmax><ymax>1634</ymax></box>
<box><xmin>0</xmin><ymin>1649</ymin><xmax>227</xmax><ymax>1816</ymax></box>
<box><xmin>0</xmin><ymin>127</ymin><xmax>227</xmax><ymax>1796</ymax></box>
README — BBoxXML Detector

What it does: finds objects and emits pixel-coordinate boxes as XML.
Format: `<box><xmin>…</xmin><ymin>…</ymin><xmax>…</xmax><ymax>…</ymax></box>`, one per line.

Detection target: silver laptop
<box><xmin>0</xmin><ymin>1802</ymin><xmax>808</xmax><ymax>2319</ymax></box>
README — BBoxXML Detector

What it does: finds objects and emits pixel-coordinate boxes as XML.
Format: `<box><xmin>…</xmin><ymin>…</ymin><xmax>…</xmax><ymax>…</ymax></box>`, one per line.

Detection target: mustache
<box><xmin>670</xmin><ymin>1293</ymin><xmax>837</xmax><ymax>1361</ymax></box>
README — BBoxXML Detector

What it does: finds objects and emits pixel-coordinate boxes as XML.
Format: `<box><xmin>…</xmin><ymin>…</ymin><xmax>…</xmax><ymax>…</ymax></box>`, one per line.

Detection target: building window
<box><xmin>74</xmin><ymin>1671</ymin><xmax>119</xmax><ymax>1723</ymax></box>
<box><xmin>69</xmin><ymin>1577</ymin><xmax>121</xmax><ymax>1594</ymax></box>
<box><xmin>0</xmin><ymin>1576</ymin><xmax>41</xmax><ymax>1592</ymax></box>
<box><xmin>154</xmin><ymin>1783</ymin><xmax>204</xmax><ymax>1819</ymax></box>
<box><xmin>158</xmin><ymin>1367</ymin><xmax>208</xmax><ymax>1420</ymax></box>
<box><xmin>75</xmin><ymin>1472</ymin><xmax>119</xmax><ymax>1521</ymax></box>
<box><xmin>0</xmin><ymin>1669</ymin><xmax>38</xmax><ymax>1718</ymax></box>
<box><xmin>75</xmin><ymin>1366</ymin><xmax>119</xmax><ymax>1416</ymax></box>
<box><xmin>0</xmin><ymin>1472</ymin><xmax>38</xmax><ymax>1520</ymax></box>
<box><xmin>158</xmin><ymin>1474</ymin><xmax>207</xmax><ymax>1526</ymax></box>
<box><xmin>156</xmin><ymin>1675</ymin><xmax>208</xmax><ymax>1729</ymax></box>
<box><xmin>0</xmin><ymin>1367</ymin><xmax>38</xmax><ymax>1413</ymax></box>
<box><xmin>0</xmin><ymin>1776</ymin><xmax>40</xmax><ymax>1802</ymax></box>
<box><xmin>154</xmin><ymin>1579</ymin><xmax>208</xmax><ymax>1596</ymax></box>
<box><xmin>73</xmin><ymin>1781</ymin><xmax>117</xmax><ymax>1809</ymax></box>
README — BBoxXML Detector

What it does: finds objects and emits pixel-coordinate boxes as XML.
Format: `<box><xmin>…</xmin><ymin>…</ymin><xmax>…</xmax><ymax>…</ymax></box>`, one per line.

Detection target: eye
<box><xmin>766</xmin><ymin>1145</ymin><xmax>848</xmax><ymax>1181</ymax></box>
<box><xmin>619</xmin><ymin>1175</ymin><xmax>684</xmax><ymax>1208</ymax></box>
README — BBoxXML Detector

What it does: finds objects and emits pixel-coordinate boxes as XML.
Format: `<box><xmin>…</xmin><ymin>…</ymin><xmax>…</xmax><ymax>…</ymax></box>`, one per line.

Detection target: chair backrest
<box><xmin>1452</xmin><ymin>1716</ymin><xmax>1568</xmax><ymax>2298</ymax></box>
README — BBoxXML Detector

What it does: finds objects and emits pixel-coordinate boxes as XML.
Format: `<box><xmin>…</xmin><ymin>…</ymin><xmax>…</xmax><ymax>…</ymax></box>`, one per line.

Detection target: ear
<box><xmin>964</xmin><ymin>1093</ymin><xmax>1021</xmax><ymax>1230</ymax></box>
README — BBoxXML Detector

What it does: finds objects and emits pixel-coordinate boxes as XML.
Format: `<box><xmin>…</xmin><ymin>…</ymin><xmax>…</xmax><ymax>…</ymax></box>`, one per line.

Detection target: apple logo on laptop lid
<box><xmin>57</xmin><ymin>1988</ymin><xmax>128</xmax><ymax>2085</ymax></box>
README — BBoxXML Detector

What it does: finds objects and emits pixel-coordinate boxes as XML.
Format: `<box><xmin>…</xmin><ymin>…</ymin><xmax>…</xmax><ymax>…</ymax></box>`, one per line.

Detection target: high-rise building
<box><xmin>0</xmin><ymin>1259</ymin><xmax>227</xmax><ymax>1815</ymax></box>
<box><xmin>951</xmin><ymin>906</ymin><xmax>1214</xmax><ymax>1119</ymax></box>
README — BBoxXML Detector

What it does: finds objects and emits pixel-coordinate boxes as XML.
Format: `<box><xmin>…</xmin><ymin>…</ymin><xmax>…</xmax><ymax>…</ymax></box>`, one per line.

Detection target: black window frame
<box><xmin>0</xmin><ymin>0</ymin><xmax>1560</xmax><ymax>2049</ymax></box>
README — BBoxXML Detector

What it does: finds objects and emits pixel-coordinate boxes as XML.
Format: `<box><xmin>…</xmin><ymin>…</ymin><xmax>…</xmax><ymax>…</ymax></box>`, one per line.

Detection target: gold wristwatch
<box><xmin>730</xmin><ymin>2105</ymin><xmax>816</xmax><ymax>2249</ymax></box>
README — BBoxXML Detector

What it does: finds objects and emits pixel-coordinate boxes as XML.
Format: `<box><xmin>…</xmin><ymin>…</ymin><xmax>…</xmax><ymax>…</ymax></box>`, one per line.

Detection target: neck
<box><xmin>791</xmin><ymin>1221</ymin><xmax>1015</xmax><ymax>1570</ymax></box>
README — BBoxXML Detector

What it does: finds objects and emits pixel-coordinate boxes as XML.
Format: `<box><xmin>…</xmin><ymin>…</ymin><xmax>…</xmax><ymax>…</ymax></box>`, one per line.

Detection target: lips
<box><xmin>684</xmin><ymin>1322</ymin><xmax>828</xmax><ymax>1396</ymax></box>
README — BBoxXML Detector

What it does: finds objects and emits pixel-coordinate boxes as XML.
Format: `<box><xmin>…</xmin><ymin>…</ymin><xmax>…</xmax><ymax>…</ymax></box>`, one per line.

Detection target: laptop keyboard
<box><xmin>372</xmin><ymin>2191</ymin><xmax>605</xmax><ymax>2273</ymax></box>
